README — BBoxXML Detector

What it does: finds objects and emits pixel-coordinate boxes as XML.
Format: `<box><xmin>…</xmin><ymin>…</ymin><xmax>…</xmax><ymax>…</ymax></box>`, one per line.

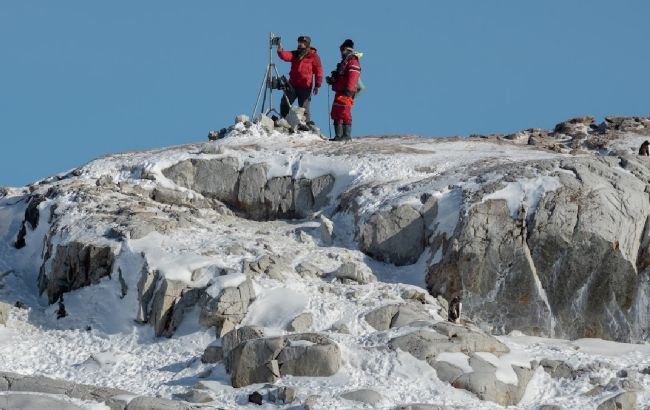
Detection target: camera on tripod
<box><xmin>270</xmin><ymin>34</ymin><xmax>281</xmax><ymax>47</ymax></box>
<box><xmin>269</xmin><ymin>75</ymin><xmax>290</xmax><ymax>91</ymax></box>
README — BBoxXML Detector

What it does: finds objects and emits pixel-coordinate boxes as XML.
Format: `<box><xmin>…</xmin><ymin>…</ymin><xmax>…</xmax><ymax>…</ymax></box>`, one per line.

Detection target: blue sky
<box><xmin>1</xmin><ymin>1</ymin><xmax>649</xmax><ymax>186</ymax></box>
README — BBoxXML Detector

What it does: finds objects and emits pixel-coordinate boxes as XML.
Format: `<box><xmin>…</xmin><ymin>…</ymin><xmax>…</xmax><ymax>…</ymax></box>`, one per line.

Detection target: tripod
<box><xmin>252</xmin><ymin>32</ymin><xmax>287</xmax><ymax>119</ymax></box>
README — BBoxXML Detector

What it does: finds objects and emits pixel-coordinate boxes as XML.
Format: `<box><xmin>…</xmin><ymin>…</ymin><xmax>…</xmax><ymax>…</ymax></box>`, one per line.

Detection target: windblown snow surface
<box><xmin>1</xmin><ymin>123</ymin><xmax>650</xmax><ymax>409</ymax></box>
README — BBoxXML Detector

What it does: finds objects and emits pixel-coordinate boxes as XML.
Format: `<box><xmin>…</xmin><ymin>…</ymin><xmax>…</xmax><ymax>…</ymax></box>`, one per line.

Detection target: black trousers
<box><xmin>280</xmin><ymin>86</ymin><xmax>312</xmax><ymax>121</ymax></box>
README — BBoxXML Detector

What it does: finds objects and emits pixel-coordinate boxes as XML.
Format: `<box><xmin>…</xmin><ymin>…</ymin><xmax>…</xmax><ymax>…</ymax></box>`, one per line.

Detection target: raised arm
<box><xmin>277</xmin><ymin>45</ymin><xmax>293</xmax><ymax>62</ymax></box>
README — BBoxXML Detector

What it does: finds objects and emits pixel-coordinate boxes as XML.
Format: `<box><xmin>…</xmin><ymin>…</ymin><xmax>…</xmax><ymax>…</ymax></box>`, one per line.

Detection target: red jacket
<box><xmin>277</xmin><ymin>47</ymin><xmax>323</xmax><ymax>90</ymax></box>
<box><xmin>332</xmin><ymin>54</ymin><xmax>361</xmax><ymax>95</ymax></box>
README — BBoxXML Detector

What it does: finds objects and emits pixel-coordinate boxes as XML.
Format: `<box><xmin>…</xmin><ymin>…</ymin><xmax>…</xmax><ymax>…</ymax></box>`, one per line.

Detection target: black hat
<box><xmin>297</xmin><ymin>36</ymin><xmax>311</xmax><ymax>47</ymax></box>
<box><xmin>339</xmin><ymin>39</ymin><xmax>354</xmax><ymax>50</ymax></box>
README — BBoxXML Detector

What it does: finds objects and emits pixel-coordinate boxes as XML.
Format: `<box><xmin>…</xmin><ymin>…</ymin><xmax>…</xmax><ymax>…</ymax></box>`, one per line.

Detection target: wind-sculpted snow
<box><xmin>1</xmin><ymin>116</ymin><xmax>650</xmax><ymax>408</ymax></box>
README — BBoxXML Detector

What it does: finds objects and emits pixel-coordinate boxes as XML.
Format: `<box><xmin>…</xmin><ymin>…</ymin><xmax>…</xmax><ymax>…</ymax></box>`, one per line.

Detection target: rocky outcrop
<box><xmin>360</xmin><ymin>204</ymin><xmax>426</xmax><ymax>265</ymax></box>
<box><xmin>39</xmin><ymin>241</ymin><xmax>116</xmax><ymax>304</ymax></box>
<box><xmin>335</xmin><ymin>261</ymin><xmax>377</xmax><ymax>284</ymax></box>
<box><xmin>427</xmin><ymin>156</ymin><xmax>650</xmax><ymax>341</ymax></box>
<box><xmin>446</xmin><ymin>353</ymin><xmax>537</xmax><ymax>406</ymax></box>
<box><xmin>14</xmin><ymin>194</ymin><xmax>46</xmax><ymax>249</ymax></box>
<box><xmin>162</xmin><ymin>158</ymin><xmax>335</xmax><ymax>220</ymax></box>
<box><xmin>225</xmin><ymin>330</ymin><xmax>341</xmax><ymax>387</ymax></box>
<box><xmin>386</xmin><ymin>321</ymin><xmax>527</xmax><ymax>405</ymax></box>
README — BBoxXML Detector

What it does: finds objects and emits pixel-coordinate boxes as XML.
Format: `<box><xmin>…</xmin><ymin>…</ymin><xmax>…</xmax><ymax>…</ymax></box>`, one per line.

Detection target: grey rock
<box><xmin>176</xmin><ymin>389</ymin><xmax>214</xmax><ymax>403</ymax></box>
<box><xmin>451</xmin><ymin>353</ymin><xmax>536</xmax><ymax>406</ymax></box>
<box><xmin>364</xmin><ymin>303</ymin><xmax>431</xmax><ymax>331</ymax></box>
<box><xmin>540</xmin><ymin>359</ymin><xmax>576</xmax><ymax>380</ymax></box>
<box><xmin>361</xmin><ymin>204</ymin><xmax>425</xmax><ymax>266</ymax></box>
<box><xmin>264</xmin><ymin>176</ymin><xmax>293</xmax><ymax>217</ymax></box>
<box><xmin>319</xmin><ymin>215</ymin><xmax>335</xmax><ymax>245</ymax></box>
<box><xmin>39</xmin><ymin>241</ymin><xmax>116</xmax><ymax>304</ymax></box>
<box><xmin>286</xmin><ymin>312</ymin><xmax>313</xmax><ymax>332</ymax></box>
<box><xmin>246</xmin><ymin>255</ymin><xmax>290</xmax><ymax>280</ymax></box>
<box><xmin>163</xmin><ymin>157</ymin><xmax>240</xmax><ymax>204</ymax></box>
<box><xmin>275</xmin><ymin>118</ymin><xmax>291</xmax><ymax>130</ymax></box>
<box><xmin>148</xmin><ymin>277</ymin><xmax>204</xmax><ymax>338</ymax></box>
<box><xmin>537</xmin><ymin>406</ymin><xmax>563</xmax><ymax>410</ymax></box>
<box><xmin>340</xmin><ymin>389</ymin><xmax>383</xmax><ymax>406</ymax></box>
<box><xmin>199</xmin><ymin>278</ymin><xmax>255</xmax><ymax>335</ymax></box>
<box><xmin>228</xmin><ymin>333</ymin><xmax>341</xmax><ymax>387</ymax></box>
<box><xmin>0</xmin><ymin>302</ymin><xmax>10</xmax><ymax>325</ymax></box>
<box><xmin>96</xmin><ymin>175</ymin><xmax>115</xmax><ymax>187</ymax></box>
<box><xmin>237</xmin><ymin>163</ymin><xmax>268</xmax><ymax>219</ymax></box>
<box><xmin>126</xmin><ymin>396</ymin><xmax>199</xmax><ymax>409</ymax></box>
<box><xmin>389</xmin><ymin>323</ymin><xmax>509</xmax><ymax>362</ymax></box>
<box><xmin>293</xmin><ymin>179</ymin><xmax>314</xmax><ymax>218</ymax></box>
<box><xmin>311</xmin><ymin>174</ymin><xmax>335</xmax><ymax>209</ymax></box>
<box><xmin>222</xmin><ymin>325</ymin><xmax>265</xmax><ymax>359</ymax></box>
<box><xmin>295</xmin><ymin>262</ymin><xmax>325</xmax><ymax>278</ymax></box>
<box><xmin>427</xmin><ymin>156</ymin><xmax>650</xmax><ymax>341</ymax></box>
<box><xmin>257</xmin><ymin>114</ymin><xmax>275</xmax><ymax>133</ymax></box>
<box><xmin>0</xmin><ymin>394</ymin><xmax>85</xmax><ymax>410</ymax></box>
<box><xmin>596</xmin><ymin>391</ymin><xmax>637</xmax><ymax>410</ymax></box>
<box><xmin>201</xmin><ymin>345</ymin><xmax>223</xmax><ymax>364</ymax></box>
<box><xmin>335</xmin><ymin>261</ymin><xmax>376</xmax><ymax>284</ymax></box>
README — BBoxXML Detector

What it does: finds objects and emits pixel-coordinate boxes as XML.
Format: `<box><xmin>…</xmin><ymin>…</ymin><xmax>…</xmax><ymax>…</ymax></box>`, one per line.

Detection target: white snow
<box><xmin>2</xmin><ymin>125</ymin><xmax>650</xmax><ymax>409</ymax></box>
<box><xmin>482</xmin><ymin>175</ymin><xmax>562</xmax><ymax>218</ymax></box>
<box><xmin>436</xmin><ymin>352</ymin><xmax>473</xmax><ymax>374</ymax></box>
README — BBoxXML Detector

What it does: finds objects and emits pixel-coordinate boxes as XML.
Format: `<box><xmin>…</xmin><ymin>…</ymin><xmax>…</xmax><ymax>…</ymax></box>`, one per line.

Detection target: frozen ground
<box><xmin>1</xmin><ymin>124</ymin><xmax>649</xmax><ymax>409</ymax></box>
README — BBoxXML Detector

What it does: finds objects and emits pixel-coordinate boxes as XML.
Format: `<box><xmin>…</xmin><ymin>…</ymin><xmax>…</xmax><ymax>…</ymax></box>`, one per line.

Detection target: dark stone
<box><xmin>248</xmin><ymin>391</ymin><xmax>263</xmax><ymax>405</ymax></box>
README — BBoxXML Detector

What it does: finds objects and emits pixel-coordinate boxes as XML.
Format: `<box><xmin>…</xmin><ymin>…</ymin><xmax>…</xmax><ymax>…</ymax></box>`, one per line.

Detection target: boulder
<box><xmin>389</xmin><ymin>322</ymin><xmax>509</xmax><ymax>362</ymax></box>
<box><xmin>340</xmin><ymin>389</ymin><xmax>383</xmax><ymax>406</ymax></box>
<box><xmin>596</xmin><ymin>391</ymin><xmax>637</xmax><ymax>410</ymax></box>
<box><xmin>286</xmin><ymin>312</ymin><xmax>313</xmax><ymax>332</ymax></box>
<box><xmin>360</xmin><ymin>204</ymin><xmax>425</xmax><ymax>266</ymax></box>
<box><xmin>201</xmin><ymin>345</ymin><xmax>223</xmax><ymax>364</ymax></box>
<box><xmin>294</xmin><ymin>262</ymin><xmax>325</xmax><ymax>278</ymax></box>
<box><xmin>364</xmin><ymin>303</ymin><xmax>431</xmax><ymax>331</ymax></box>
<box><xmin>449</xmin><ymin>353</ymin><xmax>536</xmax><ymax>406</ymax></box>
<box><xmin>199</xmin><ymin>278</ymin><xmax>255</xmax><ymax>336</ymax></box>
<box><xmin>335</xmin><ymin>261</ymin><xmax>376</xmax><ymax>284</ymax></box>
<box><xmin>163</xmin><ymin>157</ymin><xmax>240</xmax><ymax>204</ymax></box>
<box><xmin>540</xmin><ymin>359</ymin><xmax>575</xmax><ymax>380</ymax></box>
<box><xmin>228</xmin><ymin>333</ymin><xmax>341</xmax><ymax>387</ymax></box>
<box><xmin>257</xmin><ymin>114</ymin><xmax>275</xmax><ymax>133</ymax></box>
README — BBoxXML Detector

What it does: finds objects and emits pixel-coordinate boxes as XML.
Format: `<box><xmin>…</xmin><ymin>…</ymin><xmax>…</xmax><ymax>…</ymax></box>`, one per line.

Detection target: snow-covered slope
<box><xmin>1</xmin><ymin>116</ymin><xmax>650</xmax><ymax>409</ymax></box>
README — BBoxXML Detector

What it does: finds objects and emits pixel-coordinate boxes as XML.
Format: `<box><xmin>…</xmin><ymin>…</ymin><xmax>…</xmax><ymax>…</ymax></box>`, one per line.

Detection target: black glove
<box><xmin>325</xmin><ymin>76</ymin><xmax>333</xmax><ymax>85</ymax></box>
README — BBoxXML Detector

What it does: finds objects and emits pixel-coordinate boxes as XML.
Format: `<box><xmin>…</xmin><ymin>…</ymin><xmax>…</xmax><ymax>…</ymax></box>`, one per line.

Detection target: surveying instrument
<box><xmin>252</xmin><ymin>32</ymin><xmax>290</xmax><ymax>119</ymax></box>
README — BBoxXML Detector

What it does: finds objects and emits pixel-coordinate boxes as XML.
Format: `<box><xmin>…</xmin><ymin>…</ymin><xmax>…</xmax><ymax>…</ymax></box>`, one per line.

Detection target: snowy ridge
<box><xmin>1</xmin><ymin>119</ymin><xmax>650</xmax><ymax>409</ymax></box>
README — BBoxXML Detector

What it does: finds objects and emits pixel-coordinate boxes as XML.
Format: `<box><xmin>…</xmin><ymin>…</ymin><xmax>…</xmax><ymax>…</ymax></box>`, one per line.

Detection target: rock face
<box><xmin>360</xmin><ymin>204</ymin><xmax>425</xmax><ymax>265</ymax></box>
<box><xmin>226</xmin><ymin>332</ymin><xmax>341</xmax><ymax>388</ymax></box>
<box><xmin>162</xmin><ymin>158</ymin><xmax>335</xmax><ymax>220</ymax></box>
<box><xmin>427</xmin><ymin>156</ymin><xmax>650</xmax><ymax>341</ymax></box>
<box><xmin>364</xmin><ymin>303</ymin><xmax>432</xmax><ymax>331</ymax></box>
<box><xmin>39</xmin><ymin>241</ymin><xmax>116</xmax><ymax>304</ymax></box>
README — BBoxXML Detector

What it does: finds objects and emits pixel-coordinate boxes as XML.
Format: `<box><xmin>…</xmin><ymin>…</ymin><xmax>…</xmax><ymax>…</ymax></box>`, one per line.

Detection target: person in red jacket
<box><xmin>276</xmin><ymin>36</ymin><xmax>323</xmax><ymax>123</ymax></box>
<box><xmin>327</xmin><ymin>39</ymin><xmax>361</xmax><ymax>141</ymax></box>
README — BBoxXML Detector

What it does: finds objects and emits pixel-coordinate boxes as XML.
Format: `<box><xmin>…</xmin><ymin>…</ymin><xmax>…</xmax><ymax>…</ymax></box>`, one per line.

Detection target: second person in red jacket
<box><xmin>327</xmin><ymin>39</ymin><xmax>362</xmax><ymax>141</ymax></box>
<box><xmin>276</xmin><ymin>36</ymin><xmax>323</xmax><ymax>124</ymax></box>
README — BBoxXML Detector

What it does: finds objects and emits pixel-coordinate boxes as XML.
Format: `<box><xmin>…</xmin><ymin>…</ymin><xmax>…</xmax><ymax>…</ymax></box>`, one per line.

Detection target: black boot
<box><xmin>342</xmin><ymin>123</ymin><xmax>352</xmax><ymax>141</ymax></box>
<box><xmin>332</xmin><ymin>122</ymin><xmax>343</xmax><ymax>141</ymax></box>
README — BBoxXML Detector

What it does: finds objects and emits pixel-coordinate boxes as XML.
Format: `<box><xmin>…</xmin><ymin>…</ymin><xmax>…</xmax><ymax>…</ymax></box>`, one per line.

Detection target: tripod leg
<box><xmin>252</xmin><ymin>65</ymin><xmax>271</xmax><ymax>118</ymax></box>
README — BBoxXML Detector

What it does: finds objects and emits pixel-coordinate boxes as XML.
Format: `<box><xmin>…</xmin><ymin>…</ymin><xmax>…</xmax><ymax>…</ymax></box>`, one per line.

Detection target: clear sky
<box><xmin>1</xmin><ymin>1</ymin><xmax>649</xmax><ymax>187</ymax></box>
